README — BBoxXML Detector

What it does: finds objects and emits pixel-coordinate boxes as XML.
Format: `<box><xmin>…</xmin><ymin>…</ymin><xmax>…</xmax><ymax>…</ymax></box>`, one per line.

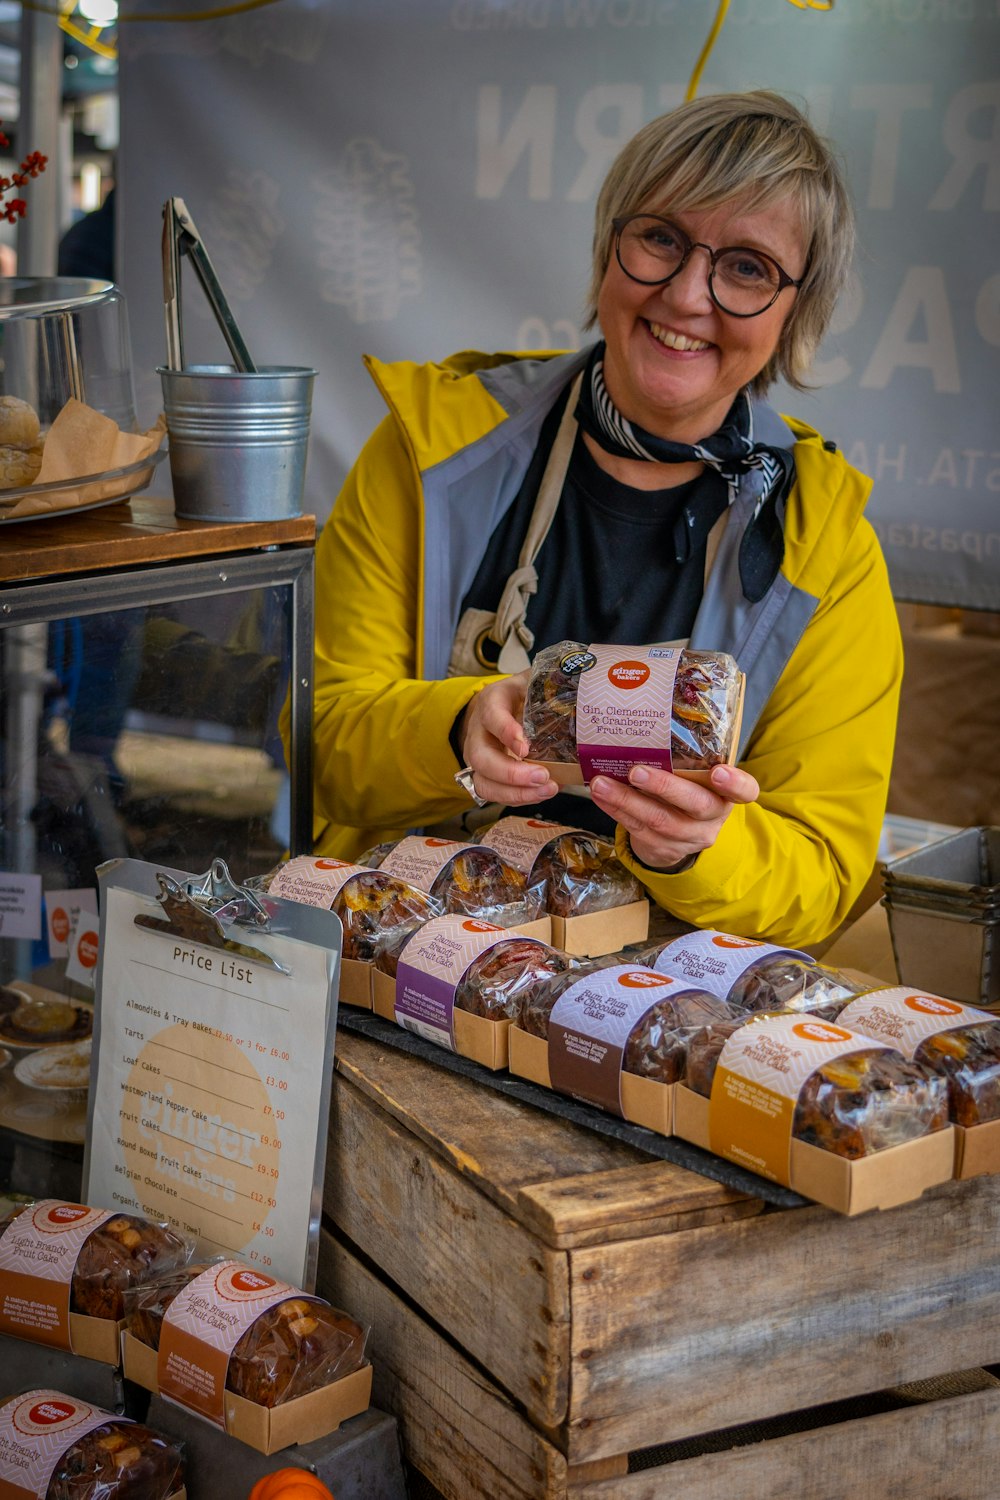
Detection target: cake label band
<box><xmin>548</xmin><ymin>965</ymin><xmax>680</xmax><ymax>1117</ymax></box>
<box><xmin>652</xmin><ymin>930</ymin><xmax>809</xmax><ymax>998</ymax></box>
<box><xmin>477</xmin><ymin>816</ymin><xmax>583</xmax><ymax>878</ymax></box>
<box><xmin>0</xmin><ymin>1388</ymin><xmax>130</xmax><ymax>1498</ymax></box>
<box><xmin>837</xmin><ymin>987</ymin><xmax>991</xmax><ymax>1060</ymax></box>
<box><xmin>0</xmin><ymin>1202</ymin><xmax>113</xmax><ymax>1352</ymax></box>
<box><xmin>157</xmin><ymin>1260</ymin><xmax>309</xmax><ymax>1426</ymax></box>
<box><xmin>378</xmin><ymin>836</ymin><xmax>469</xmax><ymax>892</ymax></box>
<box><xmin>710</xmin><ymin>1014</ymin><xmax>889</xmax><ymax>1185</ymax></box>
<box><xmin>394</xmin><ymin>915</ymin><xmax>533</xmax><ymax>1051</ymax></box>
<box><xmin>269</xmin><ymin>856</ymin><xmax>368</xmax><ymax>908</ymax></box>
<box><xmin>576</xmin><ymin>644</ymin><xmax>681</xmax><ymax>784</ymax></box>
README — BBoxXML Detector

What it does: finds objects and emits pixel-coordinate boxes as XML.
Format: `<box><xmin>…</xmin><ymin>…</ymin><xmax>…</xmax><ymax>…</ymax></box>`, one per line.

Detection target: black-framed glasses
<box><xmin>612</xmin><ymin>213</ymin><xmax>803</xmax><ymax>318</ymax></box>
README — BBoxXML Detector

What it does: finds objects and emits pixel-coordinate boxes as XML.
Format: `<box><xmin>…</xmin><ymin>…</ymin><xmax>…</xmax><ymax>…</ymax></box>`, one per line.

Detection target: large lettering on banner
<box><xmin>118</xmin><ymin>0</ymin><xmax>997</xmax><ymax>608</ymax></box>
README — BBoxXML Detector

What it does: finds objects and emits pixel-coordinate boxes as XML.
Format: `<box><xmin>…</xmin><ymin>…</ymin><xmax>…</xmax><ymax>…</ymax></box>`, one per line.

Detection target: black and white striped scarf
<box><xmin>574</xmin><ymin>343</ymin><xmax>792</xmax><ymax>602</ymax></box>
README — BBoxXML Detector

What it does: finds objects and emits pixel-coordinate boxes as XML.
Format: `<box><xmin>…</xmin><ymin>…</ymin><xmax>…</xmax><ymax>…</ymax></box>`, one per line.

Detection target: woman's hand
<box><xmin>590</xmin><ymin>762</ymin><xmax>759</xmax><ymax>871</ymax></box>
<box><xmin>459</xmin><ymin>672</ymin><xmax>560</xmax><ymax>806</ymax></box>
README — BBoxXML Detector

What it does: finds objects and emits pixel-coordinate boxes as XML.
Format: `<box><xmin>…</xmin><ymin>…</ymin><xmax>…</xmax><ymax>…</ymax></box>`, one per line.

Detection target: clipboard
<box><xmin>82</xmin><ymin>858</ymin><xmax>342</xmax><ymax>1293</ymax></box>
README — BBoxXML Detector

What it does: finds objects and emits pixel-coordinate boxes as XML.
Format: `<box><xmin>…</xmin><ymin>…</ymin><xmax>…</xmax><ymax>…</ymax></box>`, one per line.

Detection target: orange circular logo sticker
<box><xmin>44</xmin><ymin>1204</ymin><xmax>90</xmax><ymax>1225</ymax></box>
<box><xmin>230</xmin><ymin>1268</ymin><xmax>276</xmax><ymax>1295</ymax></box>
<box><xmin>526</xmin><ymin>819</ymin><xmax>560</xmax><ymax>830</ymax></box>
<box><xmin>792</xmin><ymin>1021</ymin><xmax>853</xmax><ymax>1044</ymax></box>
<box><xmin>608</xmin><ymin>661</ymin><xmax>650</xmax><ymax>690</ymax></box>
<box><xmin>462</xmin><ymin>919</ymin><xmax>502</xmax><ymax>934</ymax></box>
<box><xmin>711</xmin><ymin>936</ymin><xmax>764</xmax><ymax>949</ymax></box>
<box><xmin>425</xmin><ymin>838</ymin><xmax>458</xmax><ymax>848</ymax></box>
<box><xmin>904</xmin><ymin>993</ymin><xmax>963</xmax><ymax>1016</ymax></box>
<box><xmin>618</xmin><ymin>970</ymin><xmax>671</xmax><ymax>989</ymax></box>
<box><xmin>51</xmin><ymin>907</ymin><xmax>70</xmax><ymax>944</ymax></box>
<box><xmin>314</xmin><ymin>858</ymin><xmax>349</xmax><ymax>871</ymax></box>
<box><xmin>76</xmin><ymin>930</ymin><xmax>99</xmax><ymax>968</ymax></box>
<box><xmin>28</xmin><ymin>1400</ymin><xmax>76</xmax><ymax>1426</ymax></box>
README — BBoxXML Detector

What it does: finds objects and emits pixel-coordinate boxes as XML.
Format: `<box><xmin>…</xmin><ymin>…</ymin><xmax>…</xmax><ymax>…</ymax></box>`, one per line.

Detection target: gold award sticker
<box><xmin>117</xmin><ymin>1023</ymin><xmax>280</xmax><ymax>1255</ymax></box>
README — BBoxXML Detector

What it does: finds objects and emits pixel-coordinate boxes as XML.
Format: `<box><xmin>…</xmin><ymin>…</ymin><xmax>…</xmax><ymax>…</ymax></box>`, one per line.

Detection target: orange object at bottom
<box><xmin>248</xmin><ymin>1470</ymin><xmax>335</xmax><ymax>1500</ymax></box>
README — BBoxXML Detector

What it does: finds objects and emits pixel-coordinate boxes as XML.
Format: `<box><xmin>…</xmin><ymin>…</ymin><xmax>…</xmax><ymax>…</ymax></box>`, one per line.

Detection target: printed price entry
<box><xmin>83</xmin><ymin>860</ymin><xmax>341</xmax><ymax>1291</ymax></box>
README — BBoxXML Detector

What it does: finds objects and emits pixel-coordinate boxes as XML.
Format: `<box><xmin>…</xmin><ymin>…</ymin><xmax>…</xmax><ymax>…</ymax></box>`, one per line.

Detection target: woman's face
<box><xmin>596</xmin><ymin>194</ymin><xmax>807</xmax><ymax>443</ymax></box>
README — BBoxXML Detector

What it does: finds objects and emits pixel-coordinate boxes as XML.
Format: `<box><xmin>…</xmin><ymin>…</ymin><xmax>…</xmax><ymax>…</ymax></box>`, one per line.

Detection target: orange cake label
<box><xmin>157</xmin><ymin>1260</ymin><xmax>308</xmax><ymax>1426</ymax></box>
<box><xmin>269</xmin><ymin>856</ymin><xmax>368</xmax><ymax>908</ymax></box>
<box><xmin>0</xmin><ymin>1389</ymin><xmax>129</xmax><ymax>1499</ymax></box>
<box><xmin>0</xmin><ymin>1202</ymin><xmax>113</xmax><ymax>1351</ymax></box>
<box><xmin>709</xmin><ymin>1014</ymin><xmax>888</xmax><ymax>1184</ymax></box>
<box><xmin>378</xmin><ymin>836</ymin><xmax>469</xmax><ymax>892</ymax></box>
<box><xmin>837</xmin><ymin>986</ymin><xmax>991</xmax><ymax>1059</ymax></box>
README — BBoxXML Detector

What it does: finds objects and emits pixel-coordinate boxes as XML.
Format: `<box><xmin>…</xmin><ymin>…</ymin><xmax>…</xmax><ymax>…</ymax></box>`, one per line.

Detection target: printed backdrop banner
<box><xmin>119</xmin><ymin>0</ymin><xmax>999</xmax><ymax>609</ymax></box>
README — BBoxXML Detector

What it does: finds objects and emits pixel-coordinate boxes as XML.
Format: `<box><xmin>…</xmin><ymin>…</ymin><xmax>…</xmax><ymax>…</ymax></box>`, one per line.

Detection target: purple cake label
<box><xmin>548</xmin><ymin>965</ymin><xmax>680</xmax><ymax>1117</ymax></box>
<box><xmin>394</xmin><ymin>914</ymin><xmax>512</xmax><ymax>1051</ymax></box>
<box><xmin>575</xmin><ymin>644</ymin><xmax>681</xmax><ymax>783</ymax></box>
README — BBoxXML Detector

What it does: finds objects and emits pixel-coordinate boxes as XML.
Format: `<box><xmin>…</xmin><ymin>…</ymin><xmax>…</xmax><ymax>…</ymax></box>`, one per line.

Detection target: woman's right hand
<box><xmin>459</xmin><ymin>672</ymin><xmax>560</xmax><ymax>806</ymax></box>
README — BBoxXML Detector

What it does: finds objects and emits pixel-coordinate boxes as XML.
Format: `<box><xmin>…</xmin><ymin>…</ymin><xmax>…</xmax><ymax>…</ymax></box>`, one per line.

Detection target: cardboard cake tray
<box><xmin>673</xmin><ymin>1084</ymin><xmax>955</xmax><ymax>1216</ymax></box>
<box><xmin>549</xmin><ymin>898</ymin><xmax>649</xmax><ymax>958</ymax></box>
<box><xmin>372</xmin><ymin>967</ymin><xmax>512</xmax><ymax>1071</ymax></box>
<box><xmin>338</xmin><ymin>955</ymin><xmax>374</xmax><ymax>1009</ymax></box>
<box><xmin>122</xmin><ymin>1331</ymin><xmax>373</xmax><ymax>1456</ymax></box>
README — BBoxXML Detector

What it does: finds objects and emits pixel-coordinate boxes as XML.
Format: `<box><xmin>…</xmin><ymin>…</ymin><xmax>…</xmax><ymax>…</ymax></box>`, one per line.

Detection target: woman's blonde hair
<box><xmin>586</xmin><ymin>90</ymin><xmax>855</xmax><ymax>394</ymax></box>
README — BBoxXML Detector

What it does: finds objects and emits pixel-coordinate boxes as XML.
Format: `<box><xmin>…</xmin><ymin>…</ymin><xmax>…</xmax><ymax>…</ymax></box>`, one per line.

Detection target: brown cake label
<box><xmin>269</xmin><ymin>857</ymin><xmax>368</xmax><ymax>908</ymax></box>
<box><xmin>709</xmin><ymin>1014</ymin><xmax>889</xmax><ymax>1184</ymax></box>
<box><xmin>837</xmin><ymin>987</ymin><xmax>989</xmax><ymax>1058</ymax></box>
<box><xmin>548</xmin><ymin>966</ymin><xmax>680</xmax><ymax>1116</ymax></box>
<box><xmin>0</xmin><ymin>1202</ymin><xmax>113</xmax><ymax>1351</ymax></box>
<box><xmin>157</xmin><ymin>1260</ymin><xmax>307</xmax><ymax>1426</ymax></box>
<box><xmin>0</xmin><ymin>1389</ymin><xmax>128</xmax><ymax>1498</ymax></box>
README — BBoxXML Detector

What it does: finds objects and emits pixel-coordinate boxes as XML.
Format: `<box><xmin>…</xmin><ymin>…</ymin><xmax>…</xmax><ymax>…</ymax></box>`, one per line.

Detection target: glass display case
<box><xmin>0</xmin><ymin>498</ymin><xmax>314</xmax><ymax>1199</ymax></box>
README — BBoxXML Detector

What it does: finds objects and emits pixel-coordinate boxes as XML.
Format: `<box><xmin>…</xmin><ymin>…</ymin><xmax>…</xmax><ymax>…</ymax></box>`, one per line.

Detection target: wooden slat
<box><xmin>317</xmin><ymin>1229</ymin><xmax>568</xmax><ymax>1500</ymax></box>
<box><xmin>565</xmin><ymin>1175</ymin><xmax>1000</xmax><ymax>1462</ymax></box>
<box><xmin>0</xmin><ymin>493</ymin><xmax>316</xmax><ymax>582</ymax></box>
<box><xmin>333</xmin><ymin>1030</ymin><xmax>750</xmax><ymax>1236</ymax></box>
<box><xmin>325</xmin><ymin>1067</ymin><xmax>571</xmax><ymax>1427</ymax></box>
<box><xmin>517</xmin><ymin>1162</ymin><xmax>763</xmax><ymax>1249</ymax></box>
<box><xmin>572</xmin><ymin>1384</ymin><xmax>1000</xmax><ymax>1499</ymax></box>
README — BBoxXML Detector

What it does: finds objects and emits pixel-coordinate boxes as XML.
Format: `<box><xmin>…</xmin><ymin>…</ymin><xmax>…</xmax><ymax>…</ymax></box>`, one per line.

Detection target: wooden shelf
<box><xmin>0</xmin><ymin>494</ymin><xmax>317</xmax><ymax>584</ymax></box>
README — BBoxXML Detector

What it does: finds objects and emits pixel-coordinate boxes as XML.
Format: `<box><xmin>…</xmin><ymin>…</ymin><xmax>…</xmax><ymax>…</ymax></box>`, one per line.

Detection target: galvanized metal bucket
<box><xmin>158</xmin><ymin>363</ymin><xmax>317</xmax><ymax>523</ymax></box>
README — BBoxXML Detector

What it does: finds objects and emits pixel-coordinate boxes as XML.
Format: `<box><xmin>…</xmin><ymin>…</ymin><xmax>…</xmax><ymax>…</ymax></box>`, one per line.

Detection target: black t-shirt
<box><xmin>459</xmin><ymin>393</ymin><xmax>727</xmax><ymax>835</ymax></box>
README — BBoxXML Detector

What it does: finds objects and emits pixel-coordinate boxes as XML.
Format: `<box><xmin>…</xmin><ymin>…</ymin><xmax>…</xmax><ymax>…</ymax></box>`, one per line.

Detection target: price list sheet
<box><xmin>84</xmin><ymin>869</ymin><xmax>339</xmax><ymax>1289</ymax></box>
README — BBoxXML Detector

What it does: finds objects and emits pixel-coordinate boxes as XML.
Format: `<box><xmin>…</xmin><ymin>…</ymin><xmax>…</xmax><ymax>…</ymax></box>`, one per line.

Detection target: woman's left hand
<box><xmin>590</xmin><ymin>762</ymin><xmax>759</xmax><ymax>871</ymax></box>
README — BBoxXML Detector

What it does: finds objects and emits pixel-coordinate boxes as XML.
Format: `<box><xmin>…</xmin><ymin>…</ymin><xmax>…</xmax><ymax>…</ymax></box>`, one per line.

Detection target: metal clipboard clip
<box><xmin>133</xmin><ymin>858</ymin><xmax>290</xmax><ymax>975</ymax></box>
<box><xmin>161</xmin><ymin>195</ymin><xmax>257</xmax><ymax>374</ymax></box>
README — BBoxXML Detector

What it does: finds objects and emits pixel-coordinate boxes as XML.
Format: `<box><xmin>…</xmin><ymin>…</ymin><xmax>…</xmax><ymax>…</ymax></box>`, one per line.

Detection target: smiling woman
<box><xmin>290</xmin><ymin>89</ymin><xmax>902</xmax><ymax>948</ymax></box>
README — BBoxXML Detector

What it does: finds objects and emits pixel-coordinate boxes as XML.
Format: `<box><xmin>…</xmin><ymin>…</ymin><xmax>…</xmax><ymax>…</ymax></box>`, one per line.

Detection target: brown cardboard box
<box><xmin>550</xmin><ymin>899</ymin><xmax>650</xmax><ymax>959</ymax></box>
<box><xmin>673</xmin><ymin>1085</ymin><xmax>954</xmax><ymax>1215</ymax></box>
<box><xmin>338</xmin><ymin>956</ymin><xmax>373</xmax><ymax>1009</ymax></box>
<box><xmin>953</xmin><ymin>1117</ymin><xmax>1000</xmax><ymax>1180</ymax></box>
<box><xmin>508</xmin><ymin>1024</ymin><xmax>674</xmax><ymax>1135</ymax></box>
<box><xmin>122</xmin><ymin>1331</ymin><xmax>373</xmax><ymax>1455</ymax></box>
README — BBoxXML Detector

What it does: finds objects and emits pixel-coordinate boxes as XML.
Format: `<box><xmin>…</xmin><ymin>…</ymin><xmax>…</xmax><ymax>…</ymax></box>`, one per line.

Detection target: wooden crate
<box><xmin>320</xmin><ymin>1032</ymin><xmax>1000</xmax><ymax>1496</ymax></box>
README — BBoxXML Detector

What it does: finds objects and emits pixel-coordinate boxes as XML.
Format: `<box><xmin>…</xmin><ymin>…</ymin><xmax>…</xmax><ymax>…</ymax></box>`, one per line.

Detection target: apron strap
<box><xmin>494</xmin><ymin>372</ymin><xmax>583</xmax><ymax>673</ymax></box>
